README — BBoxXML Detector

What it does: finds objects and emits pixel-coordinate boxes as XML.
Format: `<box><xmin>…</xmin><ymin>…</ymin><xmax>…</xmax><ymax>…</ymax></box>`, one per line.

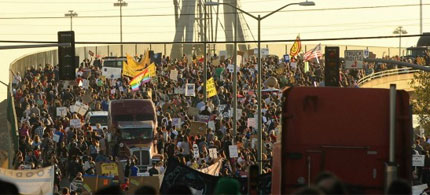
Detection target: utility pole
<box><xmin>420</xmin><ymin>0</ymin><xmax>423</xmax><ymax>34</ymax></box>
<box><xmin>64</xmin><ymin>10</ymin><xmax>78</xmax><ymax>31</ymax></box>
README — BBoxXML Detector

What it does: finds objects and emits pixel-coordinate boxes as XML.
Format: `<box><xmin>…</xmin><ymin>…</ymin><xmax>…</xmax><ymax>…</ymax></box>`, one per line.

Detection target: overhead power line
<box><xmin>0</xmin><ymin>3</ymin><xmax>428</xmax><ymax>20</ymax></box>
<box><xmin>0</xmin><ymin>34</ymin><xmax>427</xmax><ymax>44</ymax></box>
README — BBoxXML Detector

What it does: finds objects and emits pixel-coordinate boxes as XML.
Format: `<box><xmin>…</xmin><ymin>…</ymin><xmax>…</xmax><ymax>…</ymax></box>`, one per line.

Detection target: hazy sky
<box><xmin>0</xmin><ymin>0</ymin><xmax>428</xmax><ymax>100</ymax></box>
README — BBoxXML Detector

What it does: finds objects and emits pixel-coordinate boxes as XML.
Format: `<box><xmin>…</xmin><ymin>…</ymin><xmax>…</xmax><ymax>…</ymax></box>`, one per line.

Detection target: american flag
<box><xmin>303</xmin><ymin>43</ymin><xmax>322</xmax><ymax>62</ymax></box>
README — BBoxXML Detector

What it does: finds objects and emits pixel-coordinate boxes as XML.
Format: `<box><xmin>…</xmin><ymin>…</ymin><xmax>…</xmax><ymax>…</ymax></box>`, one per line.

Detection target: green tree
<box><xmin>410</xmin><ymin>71</ymin><xmax>430</xmax><ymax>134</ymax></box>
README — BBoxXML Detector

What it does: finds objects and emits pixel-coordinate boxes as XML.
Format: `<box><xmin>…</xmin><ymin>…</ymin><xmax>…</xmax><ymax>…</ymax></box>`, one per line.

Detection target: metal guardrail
<box><xmin>357</xmin><ymin>68</ymin><xmax>420</xmax><ymax>86</ymax></box>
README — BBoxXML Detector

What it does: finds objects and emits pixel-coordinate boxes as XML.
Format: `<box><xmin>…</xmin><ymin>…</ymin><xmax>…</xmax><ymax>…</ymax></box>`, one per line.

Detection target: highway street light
<box><xmin>206</xmin><ymin>0</ymin><xmax>315</xmax><ymax>174</ymax></box>
<box><xmin>64</xmin><ymin>10</ymin><xmax>78</xmax><ymax>31</ymax></box>
<box><xmin>393</xmin><ymin>26</ymin><xmax>407</xmax><ymax>57</ymax></box>
<box><xmin>114</xmin><ymin>0</ymin><xmax>128</xmax><ymax>57</ymax></box>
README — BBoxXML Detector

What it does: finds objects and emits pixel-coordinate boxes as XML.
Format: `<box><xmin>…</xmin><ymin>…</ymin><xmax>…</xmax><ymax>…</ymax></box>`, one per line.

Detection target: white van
<box><xmin>85</xmin><ymin>111</ymin><xmax>109</xmax><ymax>131</ymax></box>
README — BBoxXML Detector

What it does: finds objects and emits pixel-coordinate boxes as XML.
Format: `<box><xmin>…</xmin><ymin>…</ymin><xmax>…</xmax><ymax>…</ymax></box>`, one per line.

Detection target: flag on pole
<box><xmin>88</xmin><ymin>50</ymin><xmax>94</xmax><ymax>57</ymax></box>
<box><xmin>303</xmin><ymin>43</ymin><xmax>322</xmax><ymax>62</ymax></box>
<box><xmin>289</xmin><ymin>35</ymin><xmax>301</xmax><ymax>58</ymax></box>
<box><xmin>129</xmin><ymin>63</ymin><xmax>157</xmax><ymax>91</ymax></box>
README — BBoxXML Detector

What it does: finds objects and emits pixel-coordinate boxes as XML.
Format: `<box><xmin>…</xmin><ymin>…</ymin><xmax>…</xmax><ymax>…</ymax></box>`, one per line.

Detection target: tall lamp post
<box><xmin>393</xmin><ymin>26</ymin><xmax>407</xmax><ymax>57</ymax></box>
<box><xmin>206</xmin><ymin>0</ymin><xmax>315</xmax><ymax>174</ymax></box>
<box><xmin>64</xmin><ymin>10</ymin><xmax>78</xmax><ymax>31</ymax></box>
<box><xmin>114</xmin><ymin>0</ymin><xmax>128</xmax><ymax>57</ymax></box>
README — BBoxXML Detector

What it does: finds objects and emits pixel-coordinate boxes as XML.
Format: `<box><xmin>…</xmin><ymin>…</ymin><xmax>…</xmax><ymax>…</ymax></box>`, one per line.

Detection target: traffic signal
<box><xmin>325</xmin><ymin>47</ymin><xmax>340</xmax><ymax>87</ymax></box>
<box><xmin>58</xmin><ymin>31</ymin><xmax>76</xmax><ymax>80</ymax></box>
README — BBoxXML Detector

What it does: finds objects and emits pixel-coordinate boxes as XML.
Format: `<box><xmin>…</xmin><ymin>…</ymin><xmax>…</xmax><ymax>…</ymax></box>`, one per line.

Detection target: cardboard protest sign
<box><xmin>187</xmin><ymin>107</ymin><xmax>200</xmax><ymax>117</ymax></box>
<box><xmin>190</xmin><ymin>121</ymin><xmax>207</xmax><ymax>136</ymax></box>
<box><xmin>77</xmin><ymin>104</ymin><xmax>89</xmax><ymax>116</ymax></box>
<box><xmin>185</xmin><ymin>83</ymin><xmax>196</xmax><ymax>97</ymax></box>
<box><xmin>229</xmin><ymin>145</ymin><xmax>239</xmax><ymax>158</ymax></box>
<box><xmin>209</xmin><ymin>148</ymin><xmax>218</xmax><ymax>159</ymax></box>
<box><xmin>69</xmin><ymin>105</ymin><xmax>78</xmax><ymax>113</ymax></box>
<box><xmin>170</xmin><ymin>70</ymin><xmax>178</xmax><ymax>81</ymax></box>
<box><xmin>247</xmin><ymin>118</ymin><xmax>257</xmax><ymax>129</ymax></box>
<box><xmin>56</xmin><ymin>107</ymin><xmax>67</xmax><ymax>117</ymax></box>
<box><xmin>70</xmin><ymin>119</ymin><xmax>82</xmax><ymax>128</ymax></box>
<box><xmin>101</xmin><ymin>163</ymin><xmax>119</xmax><ymax>176</ymax></box>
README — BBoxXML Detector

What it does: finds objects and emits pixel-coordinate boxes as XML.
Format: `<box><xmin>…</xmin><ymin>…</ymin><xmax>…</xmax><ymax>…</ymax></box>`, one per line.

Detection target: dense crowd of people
<box><xmin>10</xmin><ymin>49</ymin><xmax>428</xmax><ymax>193</ymax></box>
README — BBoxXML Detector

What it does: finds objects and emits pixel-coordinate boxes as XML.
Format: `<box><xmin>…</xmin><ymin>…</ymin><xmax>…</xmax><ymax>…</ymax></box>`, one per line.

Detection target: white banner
<box><xmin>0</xmin><ymin>166</ymin><xmax>54</xmax><ymax>195</ymax></box>
<box><xmin>197</xmin><ymin>160</ymin><xmax>222</xmax><ymax>176</ymax></box>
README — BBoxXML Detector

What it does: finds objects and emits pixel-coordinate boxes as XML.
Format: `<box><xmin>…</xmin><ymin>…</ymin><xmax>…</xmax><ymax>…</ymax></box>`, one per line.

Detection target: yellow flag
<box><xmin>122</xmin><ymin>61</ymin><xmax>136</xmax><ymax>77</ymax></box>
<box><xmin>122</xmin><ymin>54</ymin><xmax>149</xmax><ymax>77</ymax></box>
<box><xmin>290</xmin><ymin>35</ymin><xmax>301</xmax><ymax>57</ymax></box>
<box><xmin>147</xmin><ymin>63</ymin><xmax>157</xmax><ymax>77</ymax></box>
<box><xmin>140</xmin><ymin>50</ymin><xmax>151</xmax><ymax>67</ymax></box>
<box><xmin>206</xmin><ymin>77</ymin><xmax>217</xmax><ymax>98</ymax></box>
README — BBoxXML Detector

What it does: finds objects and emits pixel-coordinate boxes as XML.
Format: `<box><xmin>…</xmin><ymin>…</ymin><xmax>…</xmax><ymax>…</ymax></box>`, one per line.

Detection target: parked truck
<box><xmin>271</xmin><ymin>86</ymin><xmax>412</xmax><ymax>194</ymax></box>
<box><xmin>108</xmin><ymin>99</ymin><xmax>159</xmax><ymax>171</ymax></box>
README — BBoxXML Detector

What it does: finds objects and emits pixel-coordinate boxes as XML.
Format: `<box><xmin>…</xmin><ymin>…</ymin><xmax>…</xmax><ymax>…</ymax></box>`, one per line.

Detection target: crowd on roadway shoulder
<box><xmin>10</xmin><ymin>51</ymin><xmax>427</xmax><ymax>193</ymax></box>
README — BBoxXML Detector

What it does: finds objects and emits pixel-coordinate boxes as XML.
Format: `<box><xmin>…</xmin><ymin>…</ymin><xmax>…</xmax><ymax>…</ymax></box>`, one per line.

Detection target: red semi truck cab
<box><xmin>272</xmin><ymin>87</ymin><xmax>412</xmax><ymax>194</ymax></box>
<box><xmin>108</xmin><ymin>99</ymin><xmax>158</xmax><ymax>169</ymax></box>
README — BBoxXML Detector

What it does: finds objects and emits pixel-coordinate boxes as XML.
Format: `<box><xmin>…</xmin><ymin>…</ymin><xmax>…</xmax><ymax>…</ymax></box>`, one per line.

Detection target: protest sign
<box><xmin>229</xmin><ymin>145</ymin><xmax>239</xmax><ymax>158</ymax></box>
<box><xmin>70</xmin><ymin>119</ymin><xmax>82</xmax><ymax>128</ymax></box>
<box><xmin>190</xmin><ymin>121</ymin><xmax>207</xmax><ymax>136</ymax></box>
<box><xmin>206</xmin><ymin>78</ymin><xmax>217</xmax><ymax>98</ymax></box>
<box><xmin>77</xmin><ymin>104</ymin><xmax>89</xmax><ymax>116</ymax></box>
<box><xmin>185</xmin><ymin>83</ymin><xmax>196</xmax><ymax>97</ymax></box>
<box><xmin>345</xmin><ymin>50</ymin><xmax>364</xmax><ymax>69</ymax></box>
<box><xmin>209</xmin><ymin>148</ymin><xmax>218</xmax><ymax>159</ymax></box>
<box><xmin>101</xmin><ymin>163</ymin><xmax>119</xmax><ymax>176</ymax></box>
<box><xmin>247</xmin><ymin>118</ymin><xmax>257</xmax><ymax>129</ymax></box>
<box><xmin>56</xmin><ymin>107</ymin><xmax>67</xmax><ymax>117</ymax></box>
<box><xmin>170</xmin><ymin>70</ymin><xmax>178</xmax><ymax>81</ymax></box>
<box><xmin>413</xmin><ymin>155</ymin><xmax>425</xmax><ymax>167</ymax></box>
